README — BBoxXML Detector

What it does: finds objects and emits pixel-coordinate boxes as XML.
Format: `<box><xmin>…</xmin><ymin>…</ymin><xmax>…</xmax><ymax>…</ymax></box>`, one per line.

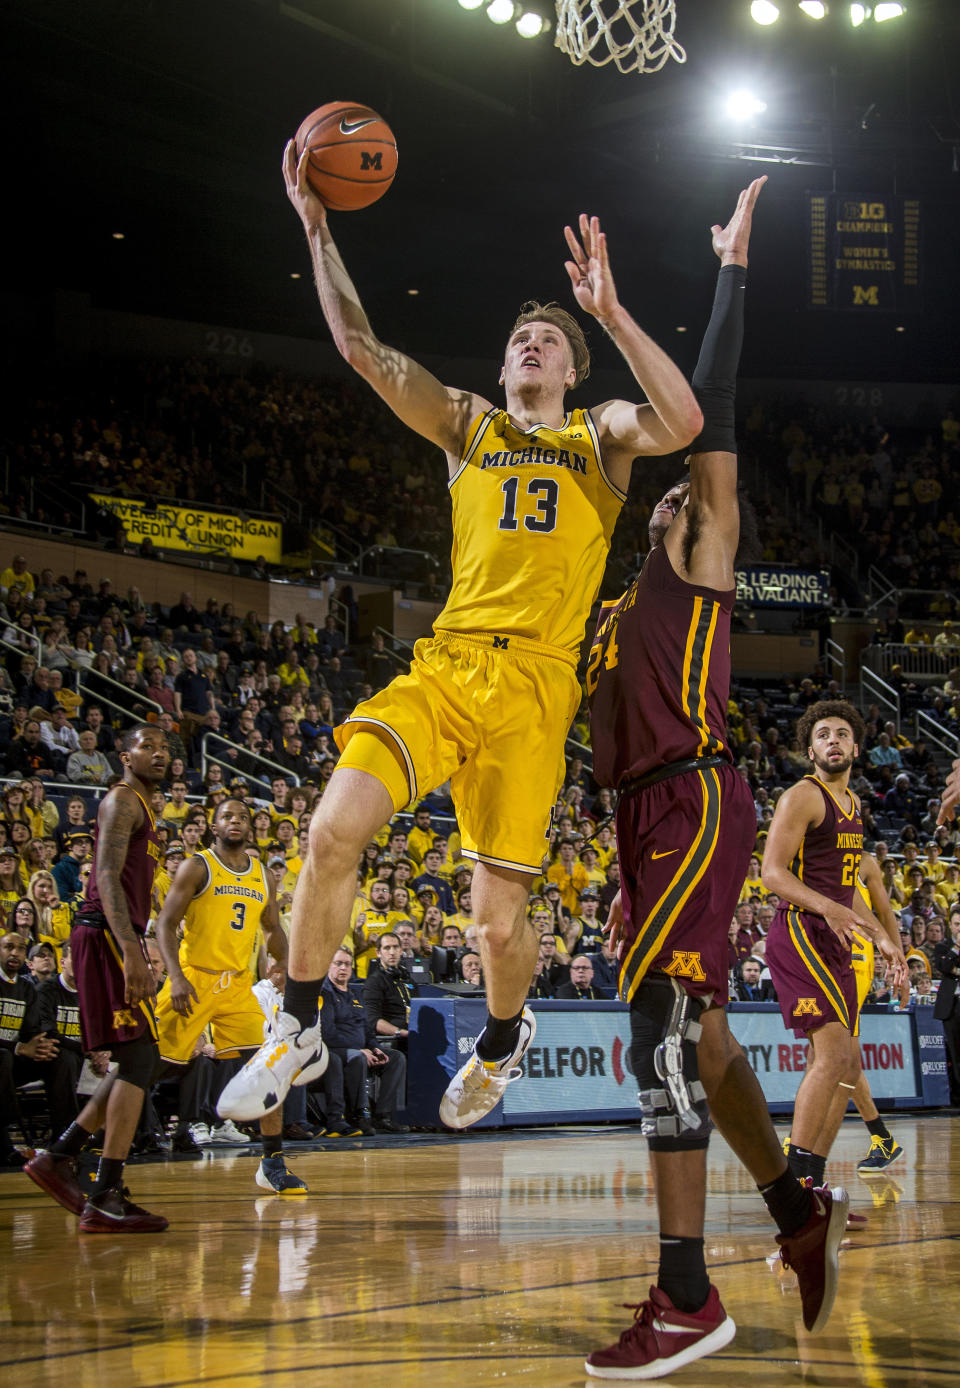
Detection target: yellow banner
<box><xmin>90</xmin><ymin>494</ymin><xmax>283</xmax><ymax>563</ymax></box>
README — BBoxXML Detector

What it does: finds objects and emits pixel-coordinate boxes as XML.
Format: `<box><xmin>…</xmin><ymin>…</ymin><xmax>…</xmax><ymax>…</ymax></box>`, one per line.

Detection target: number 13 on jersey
<box><xmin>498</xmin><ymin>476</ymin><xmax>559</xmax><ymax>533</ymax></box>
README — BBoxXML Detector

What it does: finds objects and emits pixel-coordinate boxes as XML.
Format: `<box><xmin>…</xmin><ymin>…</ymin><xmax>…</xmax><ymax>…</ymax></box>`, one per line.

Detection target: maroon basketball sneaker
<box><xmin>79</xmin><ymin>1186</ymin><xmax>169</xmax><ymax>1234</ymax></box>
<box><xmin>24</xmin><ymin>1150</ymin><xmax>85</xmax><ymax>1216</ymax></box>
<box><xmin>585</xmin><ymin>1284</ymin><xmax>735</xmax><ymax>1380</ymax></box>
<box><xmin>776</xmin><ymin>1184</ymin><xmax>848</xmax><ymax>1333</ymax></box>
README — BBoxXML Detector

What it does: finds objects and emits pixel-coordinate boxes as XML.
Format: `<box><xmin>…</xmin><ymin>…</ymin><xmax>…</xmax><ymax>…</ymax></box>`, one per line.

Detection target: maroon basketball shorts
<box><xmin>765</xmin><ymin>906</ymin><xmax>857</xmax><ymax>1039</ymax></box>
<box><xmin>615</xmin><ymin>762</ymin><xmax>756</xmax><ymax>1008</ymax></box>
<box><xmin>71</xmin><ymin>919</ymin><xmax>158</xmax><ymax>1054</ymax></box>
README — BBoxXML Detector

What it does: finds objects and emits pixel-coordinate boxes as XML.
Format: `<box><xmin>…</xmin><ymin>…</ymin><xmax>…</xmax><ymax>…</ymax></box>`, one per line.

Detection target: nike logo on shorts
<box><xmin>339</xmin><ymin>117</ymin><xmax>377</xmax><ymax>134</ymax></box>
<box><xmin>651</xmin><ymin>848</ymin><xmax>679</xmax><ymax>860</ymax></box>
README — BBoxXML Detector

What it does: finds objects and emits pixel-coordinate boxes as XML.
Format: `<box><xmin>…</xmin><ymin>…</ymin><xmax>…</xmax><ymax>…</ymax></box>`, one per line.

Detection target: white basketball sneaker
<box><xmin>439</xmin><ymin>1008</ymin><xmax>536</xmax><ymax>1129</ymax></box>
<box><xmin>217</xmin><ymin>1008</ymin><xmax>328</xmax><ymax>1122</ymax></box>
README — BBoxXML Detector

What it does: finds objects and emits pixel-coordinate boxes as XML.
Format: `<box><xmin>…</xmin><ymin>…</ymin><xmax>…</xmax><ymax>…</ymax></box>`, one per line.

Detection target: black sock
<box><xmin>262</xmin><ymin>1134</ymin><xmax>283</xmax><ymax>1159</ymax></box>
<box><xmin>760</xmin><ymin>1167</ymin><xmax>813</xmax><ymax>1238</ymax></box>
<box><xmin>49</xmin><ymin>1120</ymin><xmax>94</xmax><ymax>1158</ymax></box>
<box><xmin>476</xmin><ymin>1010</ymin><xmax>524</xmax><ymax>1062</ymax></box>
<box><xmin>808</xmin><ymin>1153</ymin><xmax>827</xmax><ymax>1188</ymax></box>
<box><xmin>657</xmin><ymin>1235</ymin><xmax>710</xmax><ymax>1312</ymax></box>
<box><xmin>93</xmin><ymin>1156</ymin><xmax>125</xmax><ymax>1195</ymax></box>
<box><xmin>786</xmin><ymin>1142</ymin><xmax>814</xmax><ymax>1182</ymax></box>
<box><xmin>284</xmin><ymin>977</ymin><xmax>323</xmax><ymax>1030</ymax></box>
<box><xmin>866</xmin><ymin>1116</ymin><xmax>892</xmax><ymax>1142</ymax></box>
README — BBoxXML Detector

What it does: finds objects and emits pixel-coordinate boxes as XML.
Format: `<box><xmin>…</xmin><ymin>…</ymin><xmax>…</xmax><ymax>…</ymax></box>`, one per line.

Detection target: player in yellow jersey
<box><xmin>850</xmin><ymin>854</ymin><xmax>907</xmax><ymax>1173</ymax></box>
<box><xmin>154</xmin><ymin>800</ymin><xmax>312</xmax><ymax>1195</ymax></box>
<box><xmin>218</xmin><ymin>136</ymin><xmax>702</xmax><ymax>1130</ymax></box>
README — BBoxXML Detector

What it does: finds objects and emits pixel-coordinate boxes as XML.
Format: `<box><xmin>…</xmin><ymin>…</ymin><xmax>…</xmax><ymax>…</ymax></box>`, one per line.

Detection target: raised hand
<box><xmin>710</xmin><ymin>176</ymin><xmax>767</xmax><ymax>268</ymax></box>
<box><xmin>564</xmin><ymin>214</ymin><xmax>620</xmax><ymax>322</ymax></box>
<box><xmin>283</xmin><ymin>138</ymin><xmax>328</xmax><ymax>231</ymax></box>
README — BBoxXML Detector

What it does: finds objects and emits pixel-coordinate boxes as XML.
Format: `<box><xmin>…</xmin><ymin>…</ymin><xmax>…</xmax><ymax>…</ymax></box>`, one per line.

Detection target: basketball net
<box><xmin>554</xmin><ymin>0</ymin><xmax>686</xmax><ymax>76</ymax></box>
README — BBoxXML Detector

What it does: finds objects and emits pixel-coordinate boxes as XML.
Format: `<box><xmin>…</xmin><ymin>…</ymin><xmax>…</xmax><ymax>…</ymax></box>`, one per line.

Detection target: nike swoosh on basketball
<box><xmin>339</xmin><ymin>117</ymin><xmax>377</xmax><ymax>134</ymax></box>
<box><xmin>651</xmin><ymin>849</ymin><xmax>678</xmax><ymax>860</ymax></box>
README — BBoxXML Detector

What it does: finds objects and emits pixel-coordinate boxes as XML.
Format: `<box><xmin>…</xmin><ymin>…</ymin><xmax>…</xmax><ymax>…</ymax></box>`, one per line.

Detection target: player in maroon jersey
<box><xmin>585</xmin><ymin>180</ymin><xmax>856</xmax><ymax>1381</ymax></box>
<box><xmin>763</xmin><ymin>702</ymin><xmax>904</xmax><ymax>1191</ymax></box>
<box><xmin>25</xmin><ymin>725</ymin><xmax>171</xmax><ymax>1233</ymax></box>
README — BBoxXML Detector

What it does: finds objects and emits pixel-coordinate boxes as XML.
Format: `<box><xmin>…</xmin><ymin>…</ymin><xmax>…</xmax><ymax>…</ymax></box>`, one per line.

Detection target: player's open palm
<box><xmin>564</xmin><ymin>215</ymin><xmax>619</xmax><ymax>321</ymax></box>
<box><xmin>710</xmin><ymin>176</ymin><xmax>767</xmax><ymax>266</ymax></box>
<box><xmin>284</xmin><ymin>138</ymin><xmax>328</xmax><ymax>229</ymax></box>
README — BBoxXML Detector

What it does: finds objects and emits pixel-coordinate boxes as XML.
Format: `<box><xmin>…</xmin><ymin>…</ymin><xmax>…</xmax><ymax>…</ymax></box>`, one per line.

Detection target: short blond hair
<box><xmin>509</xmin><ymin>301</ymin><xmax>590</xmax><ymax>388</ymax></box>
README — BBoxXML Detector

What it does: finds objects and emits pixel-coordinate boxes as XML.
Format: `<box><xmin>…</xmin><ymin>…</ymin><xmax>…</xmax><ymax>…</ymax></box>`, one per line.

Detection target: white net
<box><xmin>554</xmin><ymin>0</ymin><xmax>686</xmax><ymax>76</ymax></box>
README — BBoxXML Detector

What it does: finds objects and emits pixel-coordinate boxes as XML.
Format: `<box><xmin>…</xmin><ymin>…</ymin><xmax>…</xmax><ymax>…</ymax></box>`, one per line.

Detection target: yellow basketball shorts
<box><xmin>334</xmin><ymin>629</ymin><xmax>580</xmax><ymax>875</ymax></box>
<box><xmin>155</xmin><ymin>964</ymin><xmax>266</xmax><ymax>1063</ymax></box>
<box><xmin>851</xmin><ymin>934</ymin><xmax>875</xmax><ymax>1036</ymax></box>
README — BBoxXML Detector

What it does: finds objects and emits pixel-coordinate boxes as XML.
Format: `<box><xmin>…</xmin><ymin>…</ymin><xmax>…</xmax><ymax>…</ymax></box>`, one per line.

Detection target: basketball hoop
<box><xmin>554</xmin><ymin>0</ymin><xmax>686</xmax><ymax>76</ymax></box>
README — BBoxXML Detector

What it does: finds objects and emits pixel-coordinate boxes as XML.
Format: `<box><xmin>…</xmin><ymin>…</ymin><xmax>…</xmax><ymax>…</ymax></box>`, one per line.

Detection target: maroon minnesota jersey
<box><xmin>790</xmin><ymin>776</ymin><xmax>863</xmax><ymax>909</ymax></box>
<box><xmin>587</xmin><ymin>541</ymin><xmax>734</xmax><ymax>787</ymax></box>
<box><xmin>83</xmin><ymin>786</ymin><xmax>162</xmax><ymax>935</ymax></box>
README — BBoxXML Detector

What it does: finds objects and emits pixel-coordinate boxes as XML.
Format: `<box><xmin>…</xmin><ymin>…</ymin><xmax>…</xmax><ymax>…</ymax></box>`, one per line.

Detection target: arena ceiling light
<box><xmin>725</xmin><ymin>89</ymin><xmax>768</xmax><ymax>120</ymax></box>
<box><xmin>516</xmin><ymin>6</ymin><xmax>551</xmax><ymax>36</ymax></box>
<box><xmin>486</xmin><ymin>0</ymin><xmax>518</xmax><ymax>23</ymax></box>
<box><xmin>798</xmin><ymin>1</ymin><xmax>827</xmax><ymax>17</ymax></box>
<box><xmin>457</xmin><ymin>0</ymin><xmax>485</xmax><ymax>9</ymax></box>
<box><xmin>750</xmin><ymin>1</ymin><xmax>781</xmax><ymax>23</ymax></box>
<box><xmin>850</xmin><ymin>3</ymin><xmax>868</xmax><ymax>22</ymax></box>
<box><xmin>874</xmin><ymin>2</ymin><xmax>905</xmax><ymax>19</ymax></box>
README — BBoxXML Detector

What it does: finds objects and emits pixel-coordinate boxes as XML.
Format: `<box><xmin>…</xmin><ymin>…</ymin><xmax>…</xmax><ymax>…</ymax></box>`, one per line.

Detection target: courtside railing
<box><xmin>77</xmin><ymin>666</ymin><xmax>162</xmax><ymax>725</ymax></box>
<box><xmin>200</xmin><ymin>731</ymin><xmax>299</xmax><ymax>787</ymax></box>
<box><xmin>860</xmin><ymin>665</ymin><xmax>900</xmax><ymax>734</ymax></box>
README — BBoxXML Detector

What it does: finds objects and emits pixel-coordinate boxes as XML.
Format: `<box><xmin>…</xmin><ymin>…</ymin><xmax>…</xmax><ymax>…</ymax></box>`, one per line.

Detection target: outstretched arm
<box><xmin>284</xmin><ymin>142</ymin><xmax>483</xmax><ymax>467</ymax></box>
<box><xmin>664</xmin><ymin>176</ymin><xmax>766</xmax><ymax>589</ymax></box>
<box><xmin>564</xmin><ymin>215</ymin><xmax>702</xmax><ymax>482</ymax></box>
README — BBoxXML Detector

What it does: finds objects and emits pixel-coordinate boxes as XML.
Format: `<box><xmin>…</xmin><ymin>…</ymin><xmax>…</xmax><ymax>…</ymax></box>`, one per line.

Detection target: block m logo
<box><xmin>360</xmin><ymin>151</ymin><xmax>383</xmax><ymax>171</ymax></box>
<box><xmin>793</xmin><ymin>997</ymin><xmax>823</xmax><ymax>1018</ymax></box>
<box><xmin>493</xmin><ymin>635</ymin><xmax>510</xmax><ymax>649</ymax></box>
<box><xmin>852</xmin><ymin>284</ymin><xmax>879</xmax><ymax>307</ymax></box>
<box><xmin>664</xmin><ymin>951</ymin><xmax>706</xmax><ymax>982</ymax></box>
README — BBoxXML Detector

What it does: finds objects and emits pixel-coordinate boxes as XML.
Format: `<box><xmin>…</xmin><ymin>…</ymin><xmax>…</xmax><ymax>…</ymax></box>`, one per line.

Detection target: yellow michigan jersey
<box><xmin>179</xmin><ymin>848</ymin><xmax>268</xmax><ymax>974</ymax></box>
<box><xmin>435</xmin><ymin>407</ymin><xmax>625</xmax><ymax>656</ymax></box>
<box><xmin>852</xmin><ymin>875</ymin><xmax>875</xmax><ymax>1016</ymax></box>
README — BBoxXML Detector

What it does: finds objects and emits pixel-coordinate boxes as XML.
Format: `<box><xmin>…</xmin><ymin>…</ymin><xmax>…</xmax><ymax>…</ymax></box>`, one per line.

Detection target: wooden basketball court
<box><xmin>2</xmin><ymin>1114</ymin><xmax>958</xmax><ymax>1386</ymax></box>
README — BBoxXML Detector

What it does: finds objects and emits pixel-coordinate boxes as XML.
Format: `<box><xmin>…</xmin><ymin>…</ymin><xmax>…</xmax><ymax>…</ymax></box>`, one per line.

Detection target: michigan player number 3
<box><xmin>498</xmin><ymin>476</ymin><xmax>559</xmax><ymax>534</ymax></box>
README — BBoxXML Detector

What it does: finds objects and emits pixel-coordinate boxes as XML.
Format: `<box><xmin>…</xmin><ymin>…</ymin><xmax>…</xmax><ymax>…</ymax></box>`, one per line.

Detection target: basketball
<box><xmin>294</xmin><ymin>101</ymin><xmax>398</xmax><ymax>212</ymax></box>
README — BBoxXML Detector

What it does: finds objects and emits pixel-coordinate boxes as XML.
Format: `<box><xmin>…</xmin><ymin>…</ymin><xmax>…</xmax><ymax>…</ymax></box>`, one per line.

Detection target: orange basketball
<box><xmin>294</xmin><ymin>101</ymin><xmax>398</xmax><ymax>212</ymax></box>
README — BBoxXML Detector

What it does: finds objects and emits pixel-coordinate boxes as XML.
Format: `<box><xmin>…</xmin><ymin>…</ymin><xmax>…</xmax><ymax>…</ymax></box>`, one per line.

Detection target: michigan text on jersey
<box><xmin>480</xmin><ymin>448</ymin><xmax>588</xmax><ymax>473</ymax></box>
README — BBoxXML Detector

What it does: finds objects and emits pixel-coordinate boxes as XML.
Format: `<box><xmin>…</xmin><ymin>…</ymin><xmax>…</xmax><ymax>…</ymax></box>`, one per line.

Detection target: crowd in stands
<box><xmin>757</xmin><ymin>401</ymin><xmax>960</xmax><ymax>606</ymax></box>
<box><xmin>2</xmin><ymin>367</ymin><xmax>960</xmax><ymax>1154</ymax></box>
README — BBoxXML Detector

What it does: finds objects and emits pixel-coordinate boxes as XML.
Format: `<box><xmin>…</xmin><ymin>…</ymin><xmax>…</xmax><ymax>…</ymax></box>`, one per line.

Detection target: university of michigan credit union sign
<box><xmin>90</xmin><ymin>494</ymin><xmax>283</xmax><ymax>563</ymax></box>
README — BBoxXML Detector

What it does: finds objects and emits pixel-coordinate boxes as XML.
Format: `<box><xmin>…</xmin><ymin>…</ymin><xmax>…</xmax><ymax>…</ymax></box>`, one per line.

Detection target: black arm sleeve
<box><xmin>688</xmin><ymin>263</ymin><xmax>747</xmax><ymax>457</ymax></box>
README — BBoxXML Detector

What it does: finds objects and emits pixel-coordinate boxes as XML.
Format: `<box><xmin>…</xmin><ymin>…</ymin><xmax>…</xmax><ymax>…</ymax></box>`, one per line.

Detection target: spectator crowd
<box><xmin>2</xmin><ymin>368</ymin><xmax>959</xmax><ymax>1158</ymax></box>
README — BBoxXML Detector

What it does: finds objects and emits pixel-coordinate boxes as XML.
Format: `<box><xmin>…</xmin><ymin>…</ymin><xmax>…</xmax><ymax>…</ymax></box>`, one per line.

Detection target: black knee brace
<box><xmin>112</xmin><ymin>1034</ymin><xmax>162</xmax><ymax>1093</ymax></box>
<box><xmin>629</xmin><ymin>974</ymin><xmax>712</xmax><ymax>1152</ymax></box>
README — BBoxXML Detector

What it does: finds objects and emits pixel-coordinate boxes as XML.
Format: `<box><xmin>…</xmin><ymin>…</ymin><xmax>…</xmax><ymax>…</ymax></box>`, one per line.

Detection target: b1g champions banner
<box><xmin>806</xmin><ymin>192</ymin><xmax>921</xmax><ymax>312</ymax></box>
